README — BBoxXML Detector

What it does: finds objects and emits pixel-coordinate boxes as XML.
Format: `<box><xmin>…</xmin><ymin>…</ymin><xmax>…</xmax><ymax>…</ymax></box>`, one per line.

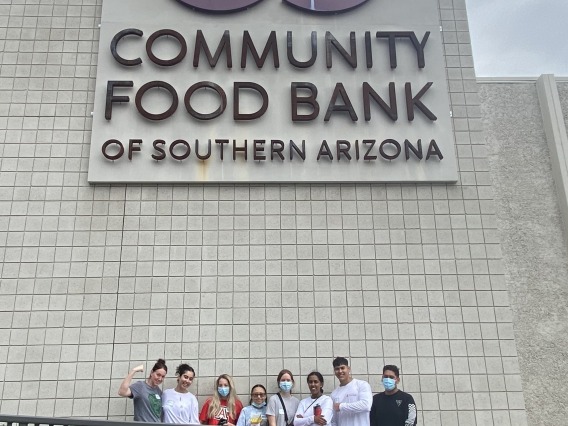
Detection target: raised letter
<box><xmin>194</xmin><ymin>30</ymin><xmax>232</xmax><ymax>68</ymax></box>
<box><xmin>106</xmin><ymin>80</ymin><xmax>133</xmax><ymax>120</ymax></box>
<box><xmin>110</xmin><ymin>29</ymin><xmax>143</xmax><ymax>66</ymax></box>
<box><xmin>376</xmin><ymin>32</ymin><xmax>430</xmax><ymax>69</ymax></box>
<box><xmin>408</xmin><ymin>32</ymin><xmax>430</xmax><ymax>69</ymax></box>
<box><xmin>146</xmin><ymin>29</ymin><xmax>188</xmax><ymax>67</ymax></box>
<box><xmin>102</xmin><ymin>139</ymin><xmax>124</xmax><ymax>160</ymax></box>
<box><xmin>271</xmin><ymin>140</ymin><xmax>285</xmax><ymax>160</ymax></box>
<box><xmin>234</xmin><ymin>82</ymin><xmax>269</xmax><ymax>120</ymax></box>
<box><xmin>324</xmin><ymin>83</ymin><xmax>358</xmax><ymax>122</ymax></box>
<box><xmin>363</xmin><ymin>140</ymin><xmax>377</xmax><ymax>160</ymax></box>
<box><xmin>365</xmin><ymin>31</ymin><xmax>373</xmax><ymax>68</ymax></box>
<box><xmin>376</xmin><ymin>32</ymin><xmax>399</xmax><ymax>69</ymax></box>
<box><xmin>325</xmin><ymin>32</ymin><xmax>357</xmax><ymax>69</ymax></box>
<box><xmin>405</xmin><ymin>82</ymin><xmax>437</xmax><ymax>121</ymax></box>
<box><xmin>254</xmin><ymin>140</ymin><xmax>266</xmax><ymax>161</ymax></box>
<box><xmin>337</xmin><ymin>140</ymin><xmax>352</xmax><ymax>160</ymax></box>
<box><xmin>291</xmin><ymin>82</ymin><xmax>320</xmax><ymax>121</ymax></box>
<box><xmin>405</xmin><ymin>139</ymin><xmax>423</xmax><ymax>160</ymax></box>
<box><xmin>135</xmin><ymin>81</ymin><xmax>179</xmax><ymax>121</ymax></box>
<box><xmin>195</xmin><ymin>140</ymin><xmax>212</xmax><ymax>160</ymax></box>
<box><xmin>241</xmin><ymin>31</ymin><xmax>279</xmax><ymax>68</ymax></box>
<box><xmin>170</xmin><ymin>140</ymin><xmax>191</xmax><ymax>160</ymax></box>
<box><xmin>152</xmin><ymin>140</ymin><xmax>166</xmax><ymax>160</ymax></box>
<box><xmin>363</xmin><ymin>82</ymin><xmax>397</xmax><ymax>121</ymax></box>
<box><xmin>233</xmin><ymin>140</ymin><xmax>248</xmax><ymax>160</ymax></box>
<box><xmin>216</xmin><ymin>139</ymin><xmax>229</xmax><ymax>161</ymax></box>
<box><xmin>426</xmin><ymin>140</ymin><xmax>443</xmax><ymax>160</ymax></box>
<box><xmin>290</xmin><ymin>140</ymin><xmax>306</xmax><ymax>160</ymax></box>
<box><xmin>379</xmin><ymin>139</ymin><xmax>401</xmax><ymax>160</ymax></box>
<box><xmin>185</xmin><ymin>82</ymin><xmax>227</xmax><ymax>120</ymax></box>
<box><xmin>287</xmin><ymin>31</ymin><xmax>317</xmax><ymax>68</ymax></box>
<box><xmin>317</xmin><ymin>140</ymin><xmax>333</xmax><ymax>161</ymax></box>
<box><xmin>128</xmin><ymin>139</ymin><xmax>142</xmax><ymax>160</ymax></box>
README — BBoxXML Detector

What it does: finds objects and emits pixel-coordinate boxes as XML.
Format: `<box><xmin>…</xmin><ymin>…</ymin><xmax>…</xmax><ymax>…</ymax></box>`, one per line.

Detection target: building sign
<box><xmin>88</xmin><ymin>0</ymin><xmax>458</xmax><ymax>183</ymax></box>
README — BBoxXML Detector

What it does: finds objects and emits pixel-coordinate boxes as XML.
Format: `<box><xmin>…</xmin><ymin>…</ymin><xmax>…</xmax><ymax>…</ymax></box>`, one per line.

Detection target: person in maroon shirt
<box><xmin>200</xmin><ymin>374</ymin><xmax>243</xmax><ymax>425</ymax></box>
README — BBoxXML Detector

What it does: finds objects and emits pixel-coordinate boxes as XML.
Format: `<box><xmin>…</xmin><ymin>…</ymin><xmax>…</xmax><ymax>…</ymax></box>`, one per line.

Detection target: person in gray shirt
<box><xmin>118</xmin><ymin>358</ymin><xmax>168</xmax><ymax>422</ymax></box>
<box><xmin>266</xmin><ymin>369</ymin><xmax>300</xmax><ymax>426</ymax></box>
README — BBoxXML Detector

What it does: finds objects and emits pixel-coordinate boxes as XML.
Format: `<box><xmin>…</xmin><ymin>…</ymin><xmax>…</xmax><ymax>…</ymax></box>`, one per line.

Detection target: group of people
<box><xmin>118</xmin><ymin>357</ymin><xmax>417</xmax><ymax>426</ymax></box>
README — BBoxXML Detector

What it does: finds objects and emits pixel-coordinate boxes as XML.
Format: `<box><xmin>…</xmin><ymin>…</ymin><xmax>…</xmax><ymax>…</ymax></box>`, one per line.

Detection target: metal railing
<box><xmin>0</xmin><ymin>415</ymin><xmax>201</xmax><ymax>426</ymax></box>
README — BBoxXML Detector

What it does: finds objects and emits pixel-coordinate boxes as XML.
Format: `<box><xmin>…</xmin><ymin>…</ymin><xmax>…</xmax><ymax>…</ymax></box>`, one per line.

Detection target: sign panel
<box><xmin>89</xmin><ymin>0</ymin><xmax>458</xmax><ymax>183</ymax></box>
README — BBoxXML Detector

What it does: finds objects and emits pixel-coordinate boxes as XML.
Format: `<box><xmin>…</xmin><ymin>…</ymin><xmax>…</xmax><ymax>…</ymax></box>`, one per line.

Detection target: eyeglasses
<box><xmin>252</xmin><ymin>393</ymin><xmax>266</xmax><ymax>397</ymax></box>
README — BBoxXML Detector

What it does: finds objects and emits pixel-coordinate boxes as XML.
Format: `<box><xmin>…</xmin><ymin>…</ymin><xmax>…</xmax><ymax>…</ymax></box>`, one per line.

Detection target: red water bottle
<box><xmin>313</xmin><ymin>405</ymin><xmax>322</xmax><ymax>417</ymax></box>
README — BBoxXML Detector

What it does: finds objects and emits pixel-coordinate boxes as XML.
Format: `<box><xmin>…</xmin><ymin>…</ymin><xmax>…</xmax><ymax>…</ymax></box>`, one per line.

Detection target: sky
<box><xmin>466</xmin><ymin>0</ymin><xmax>568</xmax><ymax>77</ymax></box>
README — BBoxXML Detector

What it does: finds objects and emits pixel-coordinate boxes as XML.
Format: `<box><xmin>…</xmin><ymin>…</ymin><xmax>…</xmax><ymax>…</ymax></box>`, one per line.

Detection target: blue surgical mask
<box><xmin>382</xmin><ymin>378</ymin><xmax>396</xmax><ymax>391</ymax></box>
<box><xmin>252</xmin><ymin>401</ymin><xmax>266</xmax><ymax>409</ymax></box>
<box><xmin>279</xmin><ymin>381</ymin><xmax>293</xmax><ymax>392</ymax></box>
<box><xmin>218</xmin><ymin>386</ymin><xmax>230</xmax><ymax>397</ymax></box>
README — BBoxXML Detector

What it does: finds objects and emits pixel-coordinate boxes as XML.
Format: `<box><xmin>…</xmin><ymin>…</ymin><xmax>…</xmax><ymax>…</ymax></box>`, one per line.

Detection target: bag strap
<box><xmin>276</xmin><ymin>393</ymin><xmax>290</xmax><ymax>425</ymax></box>
<box><xmin>303</xmin><ymin>396</ymin><xmax>320</xmax><ymax>415</ymax></box>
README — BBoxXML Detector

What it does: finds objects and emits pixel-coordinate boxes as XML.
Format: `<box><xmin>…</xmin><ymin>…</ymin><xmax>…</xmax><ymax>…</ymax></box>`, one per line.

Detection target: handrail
<box><xmin>0</xmin><ymin>414</ymin><xmax>201</xmax><ymax>426</ymax></box>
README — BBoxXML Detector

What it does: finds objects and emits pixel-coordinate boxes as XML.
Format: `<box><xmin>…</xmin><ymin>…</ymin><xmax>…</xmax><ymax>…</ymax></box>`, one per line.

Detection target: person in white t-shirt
<box><xmin>330</xmin><ymin>357</ymin><xmax>372</xmax><ymax>426</ymax></box>
<box><xmin>294</xmin><ymin>371</ymin><xmax>333</xmax><ymax>426</ymax></box>
<box><xmin>162</xmin><ymin>363</ymin><xmax>199</xmax><ymax>424</ymax></box>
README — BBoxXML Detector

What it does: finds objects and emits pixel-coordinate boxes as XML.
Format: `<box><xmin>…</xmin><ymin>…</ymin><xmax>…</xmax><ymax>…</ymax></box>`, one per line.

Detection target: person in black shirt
<box><xmin>369</xmin><ymin>365</ymin><xmax>417</xmax><ymax>426</ymax></box>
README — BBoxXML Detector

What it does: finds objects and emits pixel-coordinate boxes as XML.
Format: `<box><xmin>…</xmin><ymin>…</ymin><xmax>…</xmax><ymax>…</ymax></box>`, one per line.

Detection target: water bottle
<box><xmin>313</xmin><ymin>404</ymin><xmax>322</xmax><ymax>417</ymax></box>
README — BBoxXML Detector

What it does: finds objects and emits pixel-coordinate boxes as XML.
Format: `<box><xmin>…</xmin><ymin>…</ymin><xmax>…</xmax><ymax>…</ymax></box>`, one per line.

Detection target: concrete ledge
<box><xmin>478</xmin><ymin>76</ymin><xmax>568</xmax><ymax>83</ymax></box>
<box><xmin>536</xmin><ymin>74</ymin><xmax>568</xmax><ymax>244</ymax></box>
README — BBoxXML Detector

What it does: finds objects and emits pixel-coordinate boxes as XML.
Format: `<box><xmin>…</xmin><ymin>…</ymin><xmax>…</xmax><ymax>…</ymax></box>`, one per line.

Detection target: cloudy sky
<box><xmin>466</xmin><ymin>0</ymin><xmax>568</xmax><ymax>77</ymax></box>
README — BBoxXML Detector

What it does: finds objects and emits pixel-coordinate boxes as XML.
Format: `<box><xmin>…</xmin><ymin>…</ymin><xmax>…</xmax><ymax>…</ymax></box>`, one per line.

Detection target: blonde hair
<box><xmin>207</xmin><ymin>374</ymin><xmax>241</xmax><ymax>419</ymax></box>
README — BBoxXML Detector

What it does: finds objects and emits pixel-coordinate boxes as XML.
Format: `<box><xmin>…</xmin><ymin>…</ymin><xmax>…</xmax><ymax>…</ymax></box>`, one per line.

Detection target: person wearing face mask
<box><xmin>237</xmin><ymin>384</ymin><xmax>269</xmax><ymax>426</ymax></box>
<box><xmin>118</xmin><ymin>358</ymin><xmax>168</xmax><ymax>422</ymax></box>
<box><xmin>200</xmin><ymin>374</ymin><xmax>243</xmax><ymax>425</ymax></box>
<box><xmin>294</xmin><ymin>372</ymin><xmax>333</xmax><ymax>426</ymax></box>
<box><xmin>369</xmin><ymin>365</ymin><xmax>417</xmax><ymax>426</ymax></box>
<box><xmin>266</xmin><ymin>369</ymin><xmax>300</xmax><ymax>426</ymax></box>
<box><xmin>162</xmin><ymin>363</ymin><xmax>199</xmax><ymax>424</ymax></box>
